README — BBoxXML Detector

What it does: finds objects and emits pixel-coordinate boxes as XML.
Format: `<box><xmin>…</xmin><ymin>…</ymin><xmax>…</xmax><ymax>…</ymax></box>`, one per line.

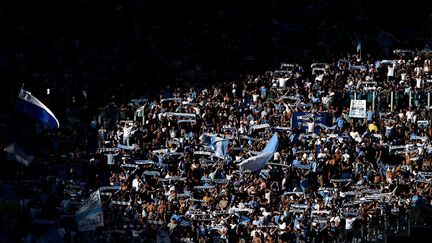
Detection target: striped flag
<box><xmin>4</xmin><ymin>88</ymin><xmax>60</xmax><ymax>166</ymax></box>
<box><xmin>16</xmin><ymin>89</ymin><xmax>59</xmax><ymax>129</ymax></box>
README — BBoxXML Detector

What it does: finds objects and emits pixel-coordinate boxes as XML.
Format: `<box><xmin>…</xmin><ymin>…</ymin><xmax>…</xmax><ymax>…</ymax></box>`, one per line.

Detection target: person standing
<box><xmin>366</xmin><ymin>106</ymin><xmax>375</xmax><ymax>123</ymax></box>
<box><xmin>97</xmin><ymin>126</ymin><xmax>107</xmax><ymax>147</ymax></box>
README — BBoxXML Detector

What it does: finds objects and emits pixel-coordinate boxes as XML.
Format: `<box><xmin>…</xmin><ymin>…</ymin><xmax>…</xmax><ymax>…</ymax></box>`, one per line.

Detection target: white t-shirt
<box><xmin>250</xmin><ymin>229</ymin><xmax>259</xmax><ymax>237</ymax></box>
<box><xmin>345</xmin><ymin>217</ymin><xmax>356</xmax><ymax>230</ymax></box>
<box><xmin>307</xmin><ymin>121</ymin><xmax>315</xmax><ymax>133</ymax></box>
<box><xmin>406</xmin><ymin>111</ymin><xmax>414</xmax><ymax>121</ymax></box>
<box><xmin>387</xmin><ymin>65</ymin><xmax>395</xmax><ymax>77</ymax></box>
<box><xmin>414</xmin><ymin>66</ymin><xmax>422</xmax><ymax>76</ymax></box>
<box><xmin>252</xmin><ymin>94</ymin><xmax>259</xmax><ymax>102</ymax></box>
<box><xmin>278</xmin><ymin>77</ymin><xmax>288</xmax><ymax>87</ymax></box>
<box><xmin>330</xmin><ymin>216</ymin><xmax>341</xmax><ymax>226</ymax></box>
<box><xmin>132</xmin><ymin>178</ymin><xmax>140</xmax><ymax>191</ymax></box>
<box><xmin>279</xmin><ymin>222</ymin><xmax>287</xmax><ymax>231</ymax></box>
<box><xmin>123</xmin><ymin>126</ymin><xmax>132</xmax><ymax>137</ymax></box>
<box><xmin>265</xmin><ymin>191</ymin><xmax>271</xmax><ymax>203</ymax></box>
<box><xmin>274</xmin><ymin>152</ymin><xmax>280</xmax><ymax>161</ymax></box>
<box><xmin>193</xmin><ymin>107</ymin><xmax>200</xmax><ymax>115</ymax></box>
<box><xmin>349</xmin><ymin>131</ymin><xmax>360</xmax><ymax>139</ymax></box>
<box><xmin>416</xmin><ymin>78</ymin><xmax>422</xmax><ymax>88</ymax></box>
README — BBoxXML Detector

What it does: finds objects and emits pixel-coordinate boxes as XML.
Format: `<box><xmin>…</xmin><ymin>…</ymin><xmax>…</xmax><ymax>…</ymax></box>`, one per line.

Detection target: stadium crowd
<box><xmin>2</xmin><ymin>1</ymin><xmax>432</xmax><ymax>243</ymax></box>
<box><xmin>5</xmin><ymin>47</ymin><xmax>432</xmax><ymax>243</ymax></box>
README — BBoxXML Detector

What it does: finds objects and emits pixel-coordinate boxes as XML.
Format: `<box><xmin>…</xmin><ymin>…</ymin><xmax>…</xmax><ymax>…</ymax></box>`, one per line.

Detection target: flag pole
<box><xmin>19</xmin><ymin>83</ymin><xmax>25</xmax><ymax>96</ymax></box>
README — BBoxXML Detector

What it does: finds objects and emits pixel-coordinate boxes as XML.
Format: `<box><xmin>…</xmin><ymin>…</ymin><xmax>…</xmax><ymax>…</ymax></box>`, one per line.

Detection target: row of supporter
<box><xmin>16</xmin><ymin>48</ymin><xmax>432</xmax><ymax>242</ymax></box>
<box><xmin>83</xmin><ymin>49</ymin><xmax>432</xmax><ymax>242</ymax></box>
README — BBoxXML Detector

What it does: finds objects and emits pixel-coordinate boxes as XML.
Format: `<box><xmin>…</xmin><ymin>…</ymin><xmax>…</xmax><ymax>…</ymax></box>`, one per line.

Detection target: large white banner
<box><xmin>238</xmin><ymin>133</ymin><xmax>279</xmax><ymax>171</ymax></box>
<box><xmin>76</xmin><ymin>190</ymin><xmax>104</xmax><ymax>232</ymax></box>
<box><xmin>349</xmin><ymin>100</ymin><xmax>366</xmax><ymax>118</ymax></box>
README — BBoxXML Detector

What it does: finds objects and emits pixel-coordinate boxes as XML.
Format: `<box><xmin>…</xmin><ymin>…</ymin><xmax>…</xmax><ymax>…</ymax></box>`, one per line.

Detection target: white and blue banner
<box><xmin>164</xmin><ymin>112</ymin><xmax>196</xmax><ymax>118</ymax></box>
<box><xmin>177</xmin><ymin>119</ymin><xmax>196</xmax><ymax>124</ymax></box>
<box><xmin>238</xmin><ymin>133</ymin><xmax>279</xmax><ymax>171</ymax></box>
<box><xmin>292</xmin><ymin>112</ymin><xmax>328</xmax><ymax>134</ymax></box>
<box><xmin>251</xmin><ymin>124</ymin><xmax>270</xmax><ymax>130</ymax></box>
<box><xmin>160</xmin><ymin>98</ymin><xmax>182</xmax><ymax>103</ymax></box>
<box><xmin>135</xmin><ymin>160</ymin><xmax>155</xmax><ymax>165</ymax></box>
<box><xmin>75</xmin><ymin>190</ymin><xmax>104</xmax><ymax>232</ymax></box>
<box><xmin>349</xmin><ymin>99</ymin><xmax>366</xmax><ymax>118</ymax></box>
<box><xmin>212</xmin><ymin>137</ymin><xmax>228</xmax><ymax>159</ymax></box>
<box><xmin>200</xmin><ymin>133</ymin><xmax>228</xmax><ymax>159</ymax></box>
<box><xmin>117</xmin><ymin>144</ymin><xmax>136</xmax><ymax>150</ymax></box>
<box><xmin>16</xmin><ymin>89</ymin><xmax>60</xmax><ymax>129</ymax></box>
<box><xmin>316</xmin><ymin>123</ymin><xmax>337</xmax><ymax>130</ymax></box>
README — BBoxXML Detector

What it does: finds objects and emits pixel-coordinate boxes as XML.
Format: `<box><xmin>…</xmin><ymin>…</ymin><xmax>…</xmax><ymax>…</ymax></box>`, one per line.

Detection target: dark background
<box><xmin>0</xmin><ymin>0</ymin><xmax>431</xmax><ymax>115</ymax></box>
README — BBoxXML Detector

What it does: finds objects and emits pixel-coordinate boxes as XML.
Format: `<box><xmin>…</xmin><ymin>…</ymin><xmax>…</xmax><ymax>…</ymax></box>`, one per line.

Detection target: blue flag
<box><xmin>16</xmin><ymin>89</ymin><xmax>59</xmax><ymax>129</ymax></box>
<box><xmin>4</xmin><ymin>88</ymin><xmax>60</xmax><ymax>165</ymax></box>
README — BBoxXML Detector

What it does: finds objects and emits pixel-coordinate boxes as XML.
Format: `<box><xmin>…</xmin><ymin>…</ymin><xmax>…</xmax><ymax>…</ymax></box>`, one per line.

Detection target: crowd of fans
<box><xmin>4</xmin><ymin>48</ymin><xmax>432</xmax><ymax>243</ymax></box>
<box><xmin>1</xmin><ymin>1</ymin><xmax>432</xmax><ymax>243</ymax></box>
